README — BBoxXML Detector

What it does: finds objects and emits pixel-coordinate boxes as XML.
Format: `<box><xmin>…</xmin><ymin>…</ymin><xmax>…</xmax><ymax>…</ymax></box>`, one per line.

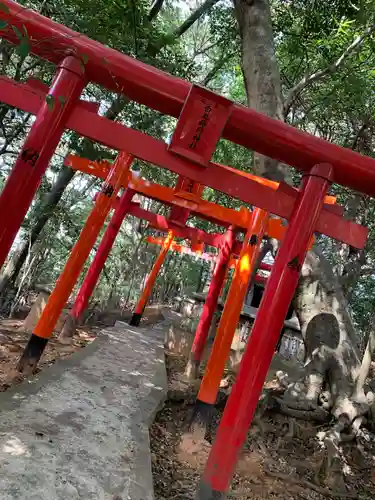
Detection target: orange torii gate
<box><xmin>147</xmin><ymin>235</ymin><xmax>271</xmax><ymax>278</ymax></box>
<box><xmin>65</xmin><ymin>154</ymin><xmax>294</xmax><ymax>235</ymax></box>
<box><xmin>61</xmin><ymin>154</ymin><xmax>284</xmax><ymax>340</ymax></box>
<box><xmin>146</xmin><ymin>236</ymin><xmax>206</xmax><ymax>256</ymax></box>
<box><xmin>64</xmin><ymin>154</ymin><xmax>288</xmax><ymax>334</ymax></box>
<box><xmin>0</xmin><ymin>3</ymin><xmax>371</xmax><ymax>497</ymax></box>
<box><xmin>64</xmin><ymin>153</ymin><xmax>336</xmax><ymax>379</ymax></box>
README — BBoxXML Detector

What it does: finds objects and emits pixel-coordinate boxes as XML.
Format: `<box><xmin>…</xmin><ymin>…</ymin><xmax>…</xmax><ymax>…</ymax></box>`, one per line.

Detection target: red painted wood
<box><xmin>276</xmin><ymin>182</ymin><xmax>343</xmax><ymax>216</ymax></box>
<box><xmin>191</xmin><ymin>227</ymin><xmax>235</xmax><ymax>363</ymax></box>
<box><xmin>128</xmin><ymin>203</ymin><xmax>222</xmax><ymax>248</ymax></box>
<box><xmin>169</xmin><ymin>175</ymin><xmax>202</xmax><ymax>225</ymax></box>
<box><xmin>1</xmin><ymin>1</ymin><xmax>375</xmax><ymax>197</ymax></box>
<box><xmin>0</xmin><ymin>57</ymin><xmax>85</xmax><ymax>270</ymax></box>
<box><xmin>25</xmin><ymin>77</ymin><xmax>49</xmax><ymax>94</ymax></box>
<box><xmin>109</xmin><ymin>191</ymin><xmax>237</xmax><ymax>230</ymax></box>
<box><xmin>134</xmin><ymin>231</ymin><xmax>174</xmax><ymax>316</ymax></box>
<box><xmin>0</xmin><ymin>77</ymin><xmax>44</xmax><ymax>113</ymax></box>
<box><xmin>0</xmin><ymin>76</ymin><xmax>367</xmax><ymax>248</ymax></box>
<box><xmin>254</xmin><ymin>274</ymin><xmax>267</xmax><ymax>285</ymax></box>
<box><xmin>71</xmin><ymin>188</ymin><xmax>135</xmax><ymax>320</ymax></box>
<box><xmin>200</xmin><ymin>164</ymin><xmax>333</xmax><ymax>495</ymax></box>
<box><xmin>66</xmin><ymin>112</ymin><xmax>367</xmax><ymax>249</ymax></box>
<box><xmin>33</xmin><ymin>152</ymin><xmax>133</xmax><ymax>339</ymax></box>
<box><xmin>168</xmin><ymin>85</ymin><xmax>233</xmax><ymax>166</ymax></box>
<box><xmin>259</xmin><ymin>262</ymin><xmax>272</xmax><ymax>272</ymax></box>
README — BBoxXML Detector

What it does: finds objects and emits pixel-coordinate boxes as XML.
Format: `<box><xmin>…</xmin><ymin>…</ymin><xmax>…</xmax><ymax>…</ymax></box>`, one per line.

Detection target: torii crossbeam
<box><xmin>0</xmin><ymin>3</ymin><xmax>373</xmax><ymax>498</ymax></box>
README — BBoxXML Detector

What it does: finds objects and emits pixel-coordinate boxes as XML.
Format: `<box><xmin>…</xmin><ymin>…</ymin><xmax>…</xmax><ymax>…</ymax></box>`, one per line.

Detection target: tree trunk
<box><xmin>233</xmin><ymin>0</ymin><xmax>366</xmax><ymax>424</ymax></box>
<box><xmin>0</xmin><ymin>0</ymin><xmax>223</xmax><ymax>302</ymax></box>
<box><xmin>123</xmin><ymin>235</ymin><xmax>146</xmax><ymax>308</ymax></box>
<box><xmin>234</xmin><ymin>0</ymin><xmax>289</xmax><ymax>182</ymax></box>
<box><xmin>197</xmin><ymin>262</ymin><xmax>205</xmax><ymax>293</ymax></box>
<box><xmin>293</xmin><ymin>248</ymin><xmax>363</xmax><ymax>421</ymax></box>
<box><xmin>0</xmin><ymin>166</ymin><xmax>76</xmax><ymax>297</ymax></box>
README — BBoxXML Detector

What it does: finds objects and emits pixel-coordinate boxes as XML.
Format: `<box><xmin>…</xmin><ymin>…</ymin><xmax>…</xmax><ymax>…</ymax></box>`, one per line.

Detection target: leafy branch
<box><xmin>147</xmin><ymin>0</ymin><xmax>165</xmax><ymax>22</ymax></box>
<box><xmin>105</xmin><ymin>0</ymin><xmax>222</xmax><ymax>121</ymax></box>
<box><xmin>150</xmin><ymin>0</ymin><xmax>221</xmax><ymax>53</ymax></box>
<box><xmin>171</xmin><ymin>0</ymin><xmax>220</xmax><ymax>41</ymax></box>
<box><xmin>284</xmin><ymin>22</ymin><xmax>375</xmax><ymax>116</ymax></box>
<box><xmin>201</xmin><ymin>50</ymin><xmax>235</xmax><ymax>86</ymax></box>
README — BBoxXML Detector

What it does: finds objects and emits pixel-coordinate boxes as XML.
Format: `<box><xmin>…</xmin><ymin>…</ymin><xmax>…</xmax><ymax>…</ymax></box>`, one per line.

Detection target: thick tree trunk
<box><xmin>293</xmin><ymin>248</ymin><xmax>364</xmax><ymax>421</ymax></box>
<box><xmin>234</xmin><ymin>0</ymin><xmax>289</xmax><ymax>182</ymax></box>
<box><xmin>233</xmin><ymin>0</ymin><xmax>365</xmax><ymax>424</ymax></box>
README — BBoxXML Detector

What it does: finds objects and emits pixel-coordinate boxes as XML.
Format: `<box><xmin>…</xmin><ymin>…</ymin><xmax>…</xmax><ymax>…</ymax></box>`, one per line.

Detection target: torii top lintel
<box><xmin>1</xmin><ymin>0</ymin><xmax>375</xmax><ymax>196</ymax></box>
<box><xmin>66</xmin><ymin>154</ymin><xmax>367</xmax><ymax>249</ymax></box>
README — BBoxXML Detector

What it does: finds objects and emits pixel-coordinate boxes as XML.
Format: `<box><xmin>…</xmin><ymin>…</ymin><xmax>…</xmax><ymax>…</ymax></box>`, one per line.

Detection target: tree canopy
<box><xmin>0</xmin><ymin>0</ymin><xmax>375</xmax><ymax>341</ymax></box>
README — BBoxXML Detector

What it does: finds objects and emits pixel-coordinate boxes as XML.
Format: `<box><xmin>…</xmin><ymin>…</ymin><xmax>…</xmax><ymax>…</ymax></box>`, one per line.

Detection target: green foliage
<box><xmin>1</xmin><ymin>0</ymin><xmax>375</xmax><ymax>341</ymax></box>
<box><xmin>0</xmin><ymin>0</ymin><xmax>237</xmax><ymax>312</ymax></box>
<box><xmin>271</xmin><ymin>0</ymin><xmax>375</xmax><ymax>337</ymax></box>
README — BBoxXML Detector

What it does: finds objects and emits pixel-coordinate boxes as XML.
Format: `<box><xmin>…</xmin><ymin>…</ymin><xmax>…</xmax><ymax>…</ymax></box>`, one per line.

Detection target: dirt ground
<box><xmin>0</xmin><ymin>318</ymin><xmax>97</xmax><ymax>392</ymax></box>
<box><xmin>1</xmin><ymin>312</ymin><xmax>374</xmax><ymax>499</ymax></box>
<box><xmin>0</xmin><ymin>305</ymin><xmax>162</xmax><ymax>392</ymax></box>
<box><xmin>150</xmin><ymin>353</ymin><xmax>375</xmax><ymax>500</ymax></box>
<box><xmin>0</xmin><ymin>303</ymin><xmax>163</xmax><ymax>392</ymax></box>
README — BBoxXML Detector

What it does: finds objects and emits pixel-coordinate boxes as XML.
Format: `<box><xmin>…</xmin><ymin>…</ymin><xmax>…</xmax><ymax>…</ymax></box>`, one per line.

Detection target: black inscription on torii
<box><xmin>249</xmin><ymin>234</ymin><xmax>258</xmax><ymax>246</ymax></box>
<box><xmin>184</xmin><ymin>179</ymin><xmax>195</xmax><ymax>193</ymax></box>
<box><xmin>101</xmin><ymin>184</ymin><xmax>114</xmax><ymax>197</ymax></box>
<box><xmin>287</xmin><ymin>256</ymin><xmax>302</xmax><ymax>273</ymax></box>
<box><xmin>188</xmin><ymin>103</ymin><xmax>213</xmax><ymax>150</ymax></box>
<box><xmin>21</xmin><ymin>148</ymin><xmax>39</xmax><ymax>167</ymax></box>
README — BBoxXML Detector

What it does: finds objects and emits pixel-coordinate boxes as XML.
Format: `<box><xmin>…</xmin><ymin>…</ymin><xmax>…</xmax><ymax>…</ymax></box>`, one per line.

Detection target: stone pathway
<box><xmin>0</xmin><ymin>322</ymin><xmax>167</xmax><ymax>500</ymax></box>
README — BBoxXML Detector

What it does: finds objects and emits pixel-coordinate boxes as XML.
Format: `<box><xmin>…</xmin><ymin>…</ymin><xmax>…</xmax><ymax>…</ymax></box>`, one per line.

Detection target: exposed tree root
<box><xmin>263</xmin><ymin>371</ymin><xmax>372</xmax><ymax>493</ymax></box>
<box><xmin>275</xmin><ymin>395</ymin><xmax>329</xmax><ymax>422</ymax></box>
<box><xmin>262</xmin><ymin>469</ymin><xmax>358</xmax><ymax>499</ymax></box>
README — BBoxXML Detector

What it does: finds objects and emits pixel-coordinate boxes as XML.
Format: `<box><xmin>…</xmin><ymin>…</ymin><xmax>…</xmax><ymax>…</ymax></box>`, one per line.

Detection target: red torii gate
<box><xmin>145</xmin><ymin>235</ymin><xmax>270</xmax><ymax>286</ymax></box>
<box><xmin>63</xmin><ymin>154</ymin><xmax>289</xmax><ymax>357</ymax></box>
<box><xmin>0</xmin><ymin>2</ymin><xmax>372</xmax><ymax>498</ymax></box>
<box><xmin>63</xmin><ymin>153</ymin><xmax>326</xmax><ymax>371</ymax></box>
<box><xmin>1</xmin><ymin>1</ymin><xmax>375</xmax><ymax>196</ymax></box>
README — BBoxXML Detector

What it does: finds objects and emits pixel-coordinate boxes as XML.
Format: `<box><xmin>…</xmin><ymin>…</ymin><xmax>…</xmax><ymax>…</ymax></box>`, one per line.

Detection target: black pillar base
<box><xmin>188</xmin><ymin>399</ymin><xmax>214</xmax><ymax>439</ymax></box>
<box><xmin>129</xmin><ymin>312</ymin><xmax>142</xmax><ymax>327</ymax></box>
<box><xmin>17</xmin><ymin>334</ymin><xmax>49</xmax><ymax>374</ymax></box>
<box><xmin>179</xmin><ymin>401</ymin><xmax>215</xmax><ymax>468</ymax></box>
<box><xmin>195</xmin><ymin>481</ymin><xmax>226</xmax><ymax>499</ymax></box>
